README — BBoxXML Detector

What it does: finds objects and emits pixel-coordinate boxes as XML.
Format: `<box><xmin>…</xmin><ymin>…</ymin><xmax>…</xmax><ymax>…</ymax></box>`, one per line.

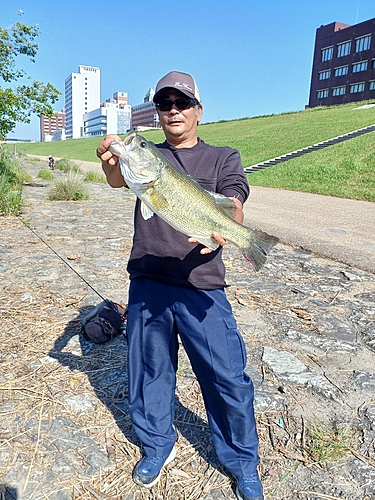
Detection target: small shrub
<box><xmin>38</xmin><ymin>169</ymin><xmax>54</xmax><ymax>180</ymax></box>
<box><xmin>84</xmin><ymin>170</ymin><xmax>106</xmax><ymax>183</ymax></box>
<box><xmin>0</xmin><ymin>147</ymin><xmax>24</xmax><ymax>215</ymax></box>
<box><xmin>19</xmin><ymin>170</ymin><xmax>33</xmax><ymax>184</ymax></box>
<box><xmin>55</xmin><ymin>158</ymin><xmax>81</xmax><ymax>174</ymax></box>
<box><xmin>305</xmin><ymin>421</ymin><xmax>351</xmax><ymax>463</ymax></box>
<box><xmin>0</xmin><ymin>180</ymin><xmax>23</xmax><ymax>215</ymax></box>
<box><xmin>48</xmin><ymin>173</ymin><xmax>89</xmax><ymax>201</ymax></box>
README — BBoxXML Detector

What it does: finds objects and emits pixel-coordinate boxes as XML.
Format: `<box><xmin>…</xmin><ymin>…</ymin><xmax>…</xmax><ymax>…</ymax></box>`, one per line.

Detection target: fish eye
<box><xmin>140</xmin><ymin>141</ymin><xmax>147</xmax><ymax>148</ymax></box>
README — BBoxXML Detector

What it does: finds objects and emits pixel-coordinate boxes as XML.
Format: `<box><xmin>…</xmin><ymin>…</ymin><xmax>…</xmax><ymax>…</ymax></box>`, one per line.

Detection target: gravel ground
<box><xmin>0</xmin><ymin>157</ymin><xmax>374</xmax><ymax>499</ymax></box>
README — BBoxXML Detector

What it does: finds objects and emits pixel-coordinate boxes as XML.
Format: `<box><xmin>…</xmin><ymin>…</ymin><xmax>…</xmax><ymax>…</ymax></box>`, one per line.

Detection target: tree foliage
<box><xmin>0</xmin><ymin>20</ymin><xmax>61</xmax><ymax>139</ymax></box>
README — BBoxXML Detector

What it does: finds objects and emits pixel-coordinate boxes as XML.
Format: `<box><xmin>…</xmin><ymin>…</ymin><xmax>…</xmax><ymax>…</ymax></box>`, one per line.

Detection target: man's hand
<box><xmin>96</xmin><ymin>135</ymin><xmax>126</xmax><ymax>188</ymax></box>
<box><xmin>188</xmin><ymin>196</ymin><xmax>244</xmax><ymax>254</ymax></box>
<box><xmin>96</xmin><ymin>134</ymin><xmax>121</xmax><ymax>166</ymax></box>
<box><xmin>188</xmin><ymin>232</ymin><xmax>227</xmax><ymax>254</ymax></box>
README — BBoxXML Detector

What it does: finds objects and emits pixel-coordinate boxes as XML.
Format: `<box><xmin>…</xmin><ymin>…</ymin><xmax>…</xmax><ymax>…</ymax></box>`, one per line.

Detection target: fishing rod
<box><xmin>17</xmin><ymin>215</ymin><xmax>107</xmax><ymax>302</ymax></box>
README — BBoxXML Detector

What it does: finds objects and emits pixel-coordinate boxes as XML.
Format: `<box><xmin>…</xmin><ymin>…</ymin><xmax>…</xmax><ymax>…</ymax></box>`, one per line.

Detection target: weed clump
<box><xmin>55</xmin><ymin>158</ymin><xmax>81</xmax><ymax>174</ymax></box>
<box><xmin>0</xmin><ymin>148</ymin><xmax>27</xmax><ymax>215</ymax></box>
<box><xmin>48</xmin><ymin>173</ymin><xmax>89</xmax><ymax>201</ymax></box>
<box><xmin>38</xmin><ymin>169</ymin><xmax>54</xmax><ymax>180</ymax></box>
<box><xmin>305</xmin><ymin>421</ymin><xmax>351</xmax><ymax>463</ymax></box>
<box><xmin>84</xmin><ymin>170</ymin><xmax>106</xmax><ymax>183</ymax></box>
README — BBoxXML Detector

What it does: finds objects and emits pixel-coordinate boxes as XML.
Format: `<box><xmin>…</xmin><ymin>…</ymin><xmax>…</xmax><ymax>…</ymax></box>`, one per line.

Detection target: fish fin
<box><xmin>140</xmin><ymin>188</ymin><xmax>169</xmax><ymax>220</ymax></box>
<box><xmin>149</xmin><ymin>189</ymin><xmax>169</xmax><ymax>211</ymax></box>
<box><xmin>241</xmin><ymin>229</ymin><xmax>279</xmax><ymax>271</ymax></box>
<box><xmin>141</xmin><ymin>201</ymin><xmax>155</xmax><ymax>220</ymax></box>
<box><xmin>208</xmin><ymin>192</ymin><xmax>237</xmax><ymax>219</ymax></box>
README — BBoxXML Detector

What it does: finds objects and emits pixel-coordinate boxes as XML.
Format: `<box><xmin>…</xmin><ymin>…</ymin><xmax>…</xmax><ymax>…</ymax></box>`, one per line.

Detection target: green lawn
<box><xmin>8</xmin><ymin>100</ymin><xmax>375</xmax><ymax>201</ymax></box>
<box><xmin>248</xmin><ymin>132</ymin><xmax>375</xmax><ymax>201</ymax></box>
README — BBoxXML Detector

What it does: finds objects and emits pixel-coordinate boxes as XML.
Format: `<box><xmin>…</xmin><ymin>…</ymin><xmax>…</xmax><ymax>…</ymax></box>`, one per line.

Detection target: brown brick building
<box><xmin>308</xmin><ymin>17</ymin><xmax>375</xmax><ymax>108</ymax></box>
<box><xmin>131</xmin><ymin>88</ymin><xmax>160</xmax><ymax>129</ymax></box>
<box><xmin>40</xmin><ymin>109</ymin><xmax>66</xmax><ymax>141</ymax></box>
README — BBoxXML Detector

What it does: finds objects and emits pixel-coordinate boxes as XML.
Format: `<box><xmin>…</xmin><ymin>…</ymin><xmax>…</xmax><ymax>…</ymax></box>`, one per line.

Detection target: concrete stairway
<box><xmin>244</xmin><ymin>123</ymin><xmax>375</xmax><ymax>174</ymax></box>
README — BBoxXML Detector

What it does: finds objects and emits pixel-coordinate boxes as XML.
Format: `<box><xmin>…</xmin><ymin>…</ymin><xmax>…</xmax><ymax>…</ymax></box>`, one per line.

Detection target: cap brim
<box><xmin>153</xmin><ymin>87</ymin><xmax>196</xmax><ymax>103</ymax></box>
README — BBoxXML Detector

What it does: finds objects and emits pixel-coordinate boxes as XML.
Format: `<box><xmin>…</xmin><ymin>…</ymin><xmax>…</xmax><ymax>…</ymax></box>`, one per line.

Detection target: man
<box><xmin>96</xmin><ymin>71</ymin><xmax>264</xmax><ymax>500</ymax></box>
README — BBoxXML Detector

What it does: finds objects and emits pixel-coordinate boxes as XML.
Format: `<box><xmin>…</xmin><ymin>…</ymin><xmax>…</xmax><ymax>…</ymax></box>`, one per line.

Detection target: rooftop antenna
<box><xmin>355</xmin><ymin>4</ymin><xmax>359</xmax><ymax>24</ymax></box>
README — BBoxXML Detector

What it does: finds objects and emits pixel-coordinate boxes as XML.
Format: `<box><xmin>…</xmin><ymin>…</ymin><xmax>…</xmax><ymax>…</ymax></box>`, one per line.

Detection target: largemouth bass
<box><xmin>109</xmin><ymin>131</ymin><xmax>278</xmax><ymax>271</ymax></box>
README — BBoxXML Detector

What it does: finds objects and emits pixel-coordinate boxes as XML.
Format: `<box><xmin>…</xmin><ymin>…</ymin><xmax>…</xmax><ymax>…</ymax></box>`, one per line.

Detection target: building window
<box><xmin>334</xmin><ymin>65</ymin><xmax>348</xmax><ymax>77</ymax></box>
<box><xmin>337</xmin><ymin>41</ymin><xmax>351</xmax><ymax>57</ymax></box>
<box><xmin>332</xmin><ymin>86</ymin><xmax>346</xmax><ymax>96</ymax></box>
<box><xmin>319</xmin><ymin>70</ymin><xmax>331</xmax><ymax>80</ymax></box>
<box><xmin>352</xmin><ymin>61</ymin><xmax>368</xmax><ymax>73</ymax></box>
<box><xmin>355</xmin><ymin>35</ymin><xmax>371</xmax><ymax>52</ymax></box>
<box><xmin>349</xmin><ymin>82</ymin><xmax>365</xmax><ymax>93</ymax></box>
<box><xmin>372</xmin><ymin>59</ymin><xmax>375</xmax><ymax>69</ymax></box>
<box><xmin>321</xmin><ymin>46</ymin><xmax>333</xmax><ymax>62</ymax></box>
<box><xmin>317</xmin><ymin>89</ymin><xmax>329</xmax><ymax>99</ymax></box>
<box><xmin>370</xmin><ymin>81</ymin><xmax>375</xmax><ymax>90</ymax></box>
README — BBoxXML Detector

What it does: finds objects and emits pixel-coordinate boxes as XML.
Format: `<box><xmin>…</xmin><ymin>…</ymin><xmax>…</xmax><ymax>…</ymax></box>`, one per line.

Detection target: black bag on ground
<box><xmin>81</xmin><ymin>299</ymin><xmax>128</xmax><ymax>344</ymax></box>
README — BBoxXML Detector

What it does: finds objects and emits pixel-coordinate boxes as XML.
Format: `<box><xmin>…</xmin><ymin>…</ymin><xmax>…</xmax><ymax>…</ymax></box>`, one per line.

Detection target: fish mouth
<box><xmin>124</xmin><ymin>130</ymin><xmax>137</xmax><ymax>147</ymax></box>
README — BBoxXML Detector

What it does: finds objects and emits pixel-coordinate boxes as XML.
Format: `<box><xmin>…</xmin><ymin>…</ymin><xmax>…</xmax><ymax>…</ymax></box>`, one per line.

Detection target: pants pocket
<box><xmin>223</xmin><ymin>315</ymin><xmax>247</xmax><ymax>373</ymax></box>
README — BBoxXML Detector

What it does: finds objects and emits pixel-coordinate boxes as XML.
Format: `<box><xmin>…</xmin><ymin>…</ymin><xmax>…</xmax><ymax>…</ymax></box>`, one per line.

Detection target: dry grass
<box><xmin>0</xmin><ymin>269</ymin><xmax>235</xmax><ymax>499</ymax></box>
<box><xmin>1</xmin><ymin>211</ymin><xmax>373</xmax><ymax>499</ymax></box>
<box><xmin>2</xmin><ymin>272</ymin><xmax>367</xmax><ymax>499</ymax></box>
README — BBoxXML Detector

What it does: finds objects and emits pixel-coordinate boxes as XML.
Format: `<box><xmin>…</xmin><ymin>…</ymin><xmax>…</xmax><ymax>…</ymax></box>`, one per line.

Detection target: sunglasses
<box><xmin>155</xmin><ymin>97</ymin><xmax>199</xmax><ymax>112</ymax></box>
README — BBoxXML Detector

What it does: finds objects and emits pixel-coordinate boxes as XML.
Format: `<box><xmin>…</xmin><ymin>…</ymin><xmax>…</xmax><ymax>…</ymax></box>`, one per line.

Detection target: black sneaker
<box><xmin>133</xmin><ymin>447</ymin><xmax>176</xmax><ymax>488</ymax></box>
<box><xmin>236</xmin><ymin>472</ymin><xmax>264</xmax><ymax>500</ymax></box>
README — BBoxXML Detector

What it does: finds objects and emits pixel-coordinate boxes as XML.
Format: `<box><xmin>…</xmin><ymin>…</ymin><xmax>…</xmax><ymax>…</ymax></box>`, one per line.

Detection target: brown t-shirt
<box><xmin>126</xmin><ymin>138</ymin><xmax>250</xmax><ymax>289</ymax></box>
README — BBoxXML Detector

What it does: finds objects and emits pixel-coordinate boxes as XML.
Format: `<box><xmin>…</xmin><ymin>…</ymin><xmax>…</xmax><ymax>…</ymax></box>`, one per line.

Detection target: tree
<box><xmin>0</xmin><ymin>19</ymin><xmax>61</xmax><ymax>139</ymax></box>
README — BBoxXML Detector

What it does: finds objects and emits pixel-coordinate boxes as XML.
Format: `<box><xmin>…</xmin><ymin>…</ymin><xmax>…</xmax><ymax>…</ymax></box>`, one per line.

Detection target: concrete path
<box><xmin>244</xmin><ymin>186</ymin><xmax>375</xmax><ymax>274</ymax></box>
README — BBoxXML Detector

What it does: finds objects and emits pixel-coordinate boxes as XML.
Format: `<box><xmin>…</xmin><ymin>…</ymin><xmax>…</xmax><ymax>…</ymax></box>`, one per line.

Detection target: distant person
<box><xmin>96</xmin><ymin>71</ymin><xmax>264</xmax><ymax>500</ymax></box>
<box><xmin>48</xmin><ymin>155</ymin><xmax>55</xmax><ymax>170</ymax></box>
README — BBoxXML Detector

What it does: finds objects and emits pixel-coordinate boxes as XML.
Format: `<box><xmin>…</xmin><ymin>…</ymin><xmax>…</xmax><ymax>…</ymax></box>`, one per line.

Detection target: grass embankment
<box><xmin>6</xmin><ymin>101</ymin><xmax>375</xmax><ymax>201</ymax></box>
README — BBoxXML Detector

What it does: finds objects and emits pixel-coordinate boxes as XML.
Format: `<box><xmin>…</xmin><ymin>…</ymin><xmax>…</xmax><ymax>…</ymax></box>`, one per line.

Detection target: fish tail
<box><xmin>241</xmin><ymin>229</ymin><xmax>279</xmax><ymax>271</ymax></box>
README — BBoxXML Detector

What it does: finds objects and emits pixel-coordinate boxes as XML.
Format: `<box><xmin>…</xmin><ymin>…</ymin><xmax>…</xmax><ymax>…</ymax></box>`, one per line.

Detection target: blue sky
<box><xmin>3</xmin><ymin>0</ymin><xmax>375</xmax><ymax>141</ymax></box>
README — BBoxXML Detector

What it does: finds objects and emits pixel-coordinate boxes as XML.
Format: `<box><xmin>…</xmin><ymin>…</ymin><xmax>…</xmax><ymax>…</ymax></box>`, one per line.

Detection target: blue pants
<box><xmin>127</xmin><ymin>278</ymin><xmax>260</xmax><ymax>477</ymax></box>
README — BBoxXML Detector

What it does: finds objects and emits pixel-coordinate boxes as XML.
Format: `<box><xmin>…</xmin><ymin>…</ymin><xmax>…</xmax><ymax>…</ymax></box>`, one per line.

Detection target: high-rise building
<box><xmin>83</xmin><ymin>92</ymin><xmax>132</xmax><ymax>137</ymax></box>
<box><xmin>131</xmin><ymin>88</ymin><xmax>160</xmax><ymax>129</ymax></box>
<box><xmin>64</xmin><ymin>65</ymin><xmax>100</xmax><ymax>139</ymax></box>
<box><xmin>40</xmin><ymin>109</ymin><xmax>66</xmax><ymax>142</ymax></box>
<box><xmin>115</xmin><ymin>92</ymin><xmax>132</xmax><ymax>134</ymax></box>
<box><xmin>308</xmin><ymin>17</ymin><xmax>375</xmax><ymax>108</ymax></box>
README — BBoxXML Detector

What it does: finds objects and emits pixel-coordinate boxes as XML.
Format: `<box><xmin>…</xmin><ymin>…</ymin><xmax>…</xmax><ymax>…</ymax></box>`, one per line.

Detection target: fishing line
<box><xmin>17</xmin><ymin>215</ymin><xmax>106</xmax><ymax>302</ymax></box>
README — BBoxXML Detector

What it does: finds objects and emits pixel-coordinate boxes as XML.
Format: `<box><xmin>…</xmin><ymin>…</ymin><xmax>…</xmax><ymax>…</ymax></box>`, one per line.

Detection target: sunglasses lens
<box><xmin>158</xmin><ymin>100</ymin><xmax>173</xmax><ymax>111</ymax></box>
<box><xmin>157</xmin><ymin>98</ymin><xmax>196</xmax><ymax>111</ymax></box>
<box><xmin>175</xmin><ymin>98</ymin><xmax>190</xmax><ymax>110</ymax></box>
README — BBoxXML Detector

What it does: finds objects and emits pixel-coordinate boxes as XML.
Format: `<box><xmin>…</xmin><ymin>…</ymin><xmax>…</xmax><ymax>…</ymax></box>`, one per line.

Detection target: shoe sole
<box><xmin>133</xmin><ymin>447</ymin><xmax>176</xmax><ymax>489</ymax></box>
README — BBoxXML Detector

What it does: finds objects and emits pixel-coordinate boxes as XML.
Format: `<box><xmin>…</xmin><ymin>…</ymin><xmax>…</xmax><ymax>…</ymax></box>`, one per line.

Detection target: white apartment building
<box><xmin>64</xmin><ymin>65</ymin><xmax>100</xmax><ymax>139</ymax></box>
<box><xmin>83</xmin><ymin>91</ymin><xmax>132</xmax><ymax>137</ymax></box>
<box><xmin>43</xmin><ymin>129</ymin><xmax>67</xmax><ymax>142</ymax></box>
